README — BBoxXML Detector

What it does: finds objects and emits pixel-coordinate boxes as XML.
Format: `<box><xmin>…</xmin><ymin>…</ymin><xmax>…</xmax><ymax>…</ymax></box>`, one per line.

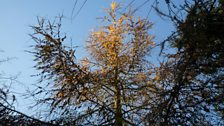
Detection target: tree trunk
<box><xmin>114</xmin><ymin>66</ymin><xmax>122</xmax><ymax>126</ymax></box>
<box><xmin>115</xmin><ymin>83</ymin><xmax>122</xmax><ymax>126</ymax></box>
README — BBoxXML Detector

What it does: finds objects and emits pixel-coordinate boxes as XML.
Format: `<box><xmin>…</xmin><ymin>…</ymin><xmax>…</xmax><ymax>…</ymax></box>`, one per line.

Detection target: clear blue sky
<box><xmin>0</xmin><ymin>0</ymin><xmax>174</xmax><ymax>116</ymax></box>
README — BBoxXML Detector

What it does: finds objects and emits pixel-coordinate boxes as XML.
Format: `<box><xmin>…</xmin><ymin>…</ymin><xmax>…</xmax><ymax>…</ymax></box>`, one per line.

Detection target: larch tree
<box><xmin>30</xmin><ymin>2</ymin><xmax>156</xmax><ymax>125</ymax></box>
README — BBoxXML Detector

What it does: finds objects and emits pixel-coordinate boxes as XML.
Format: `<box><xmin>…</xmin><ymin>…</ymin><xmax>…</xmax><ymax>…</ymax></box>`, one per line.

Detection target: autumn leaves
<box><xmin>31</xmin><ymin>2</ymin><xmax>156</xmax><ymax>125</ymax></box>
<box><xmin>88</xmin><ymin>2</ymin><xmax>154</xmax><ymax>72</ymax></box>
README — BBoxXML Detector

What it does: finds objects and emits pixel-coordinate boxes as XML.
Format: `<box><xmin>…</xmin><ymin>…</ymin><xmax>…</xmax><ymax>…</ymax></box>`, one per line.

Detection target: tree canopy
<box><xmin>1</xmin><ymin>0</ymin><xmax>223</xmax><ymax>125</ymax></box>
<box><xmin>147</xmin><ymin>0</ymin><xmax>224</xmax><ymax>125</ymax></box>
<box><xmin>30</xmin><ymin>2</ymin><xmax>157</xmax><ymax>125</ymax></box>
<box><xmin>29</xmin><ymin>1</ymin><xmax>224</xmax><ymax>125</ymax></box>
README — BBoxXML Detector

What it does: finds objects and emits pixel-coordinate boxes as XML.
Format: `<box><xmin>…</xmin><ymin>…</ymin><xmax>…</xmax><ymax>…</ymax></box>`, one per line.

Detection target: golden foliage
<box><xmin>87</xmin><ymin>4</ymin><xmax>154</xmax><ymax>71</ymax></box>
<box><xmin>31</xmin><ymin>2</ymin><xmax>155</xmax><ymax>125</ymax></box>
<box><xmin>57</xmin><ymin>92</ymin><xmax>64</xmax><ymax>98</ymax></box>
<box><xmin>111</xmin><ymin>1</ymin><xmax>116</xmax><ymax>11</ymax></box>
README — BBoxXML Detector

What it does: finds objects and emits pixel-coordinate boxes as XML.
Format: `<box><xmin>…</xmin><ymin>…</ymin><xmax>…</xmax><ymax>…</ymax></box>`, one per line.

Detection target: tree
<box><xmin>145</xmin><ymin>0</ymin><xmax>224</xmax><ymax>125</ymax></box>
<box><xmin>30</xmin><ymin>2</ymin><xmax>156</xmax><ymax>125</ymax></box>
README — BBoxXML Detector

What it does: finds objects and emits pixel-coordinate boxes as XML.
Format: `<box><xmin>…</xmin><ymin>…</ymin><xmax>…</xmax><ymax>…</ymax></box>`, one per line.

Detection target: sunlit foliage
<box><xmin>30</xmin><ymin>2</ymin><xmax>155</xmax><ymax>125</ymax></box>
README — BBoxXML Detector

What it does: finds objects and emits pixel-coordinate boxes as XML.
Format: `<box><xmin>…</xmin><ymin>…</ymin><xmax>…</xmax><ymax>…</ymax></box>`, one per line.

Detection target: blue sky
<box><xmin>0</xmin><ymin>0</ymin><xmax>174</xmax><ymax>116</ymax></box>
